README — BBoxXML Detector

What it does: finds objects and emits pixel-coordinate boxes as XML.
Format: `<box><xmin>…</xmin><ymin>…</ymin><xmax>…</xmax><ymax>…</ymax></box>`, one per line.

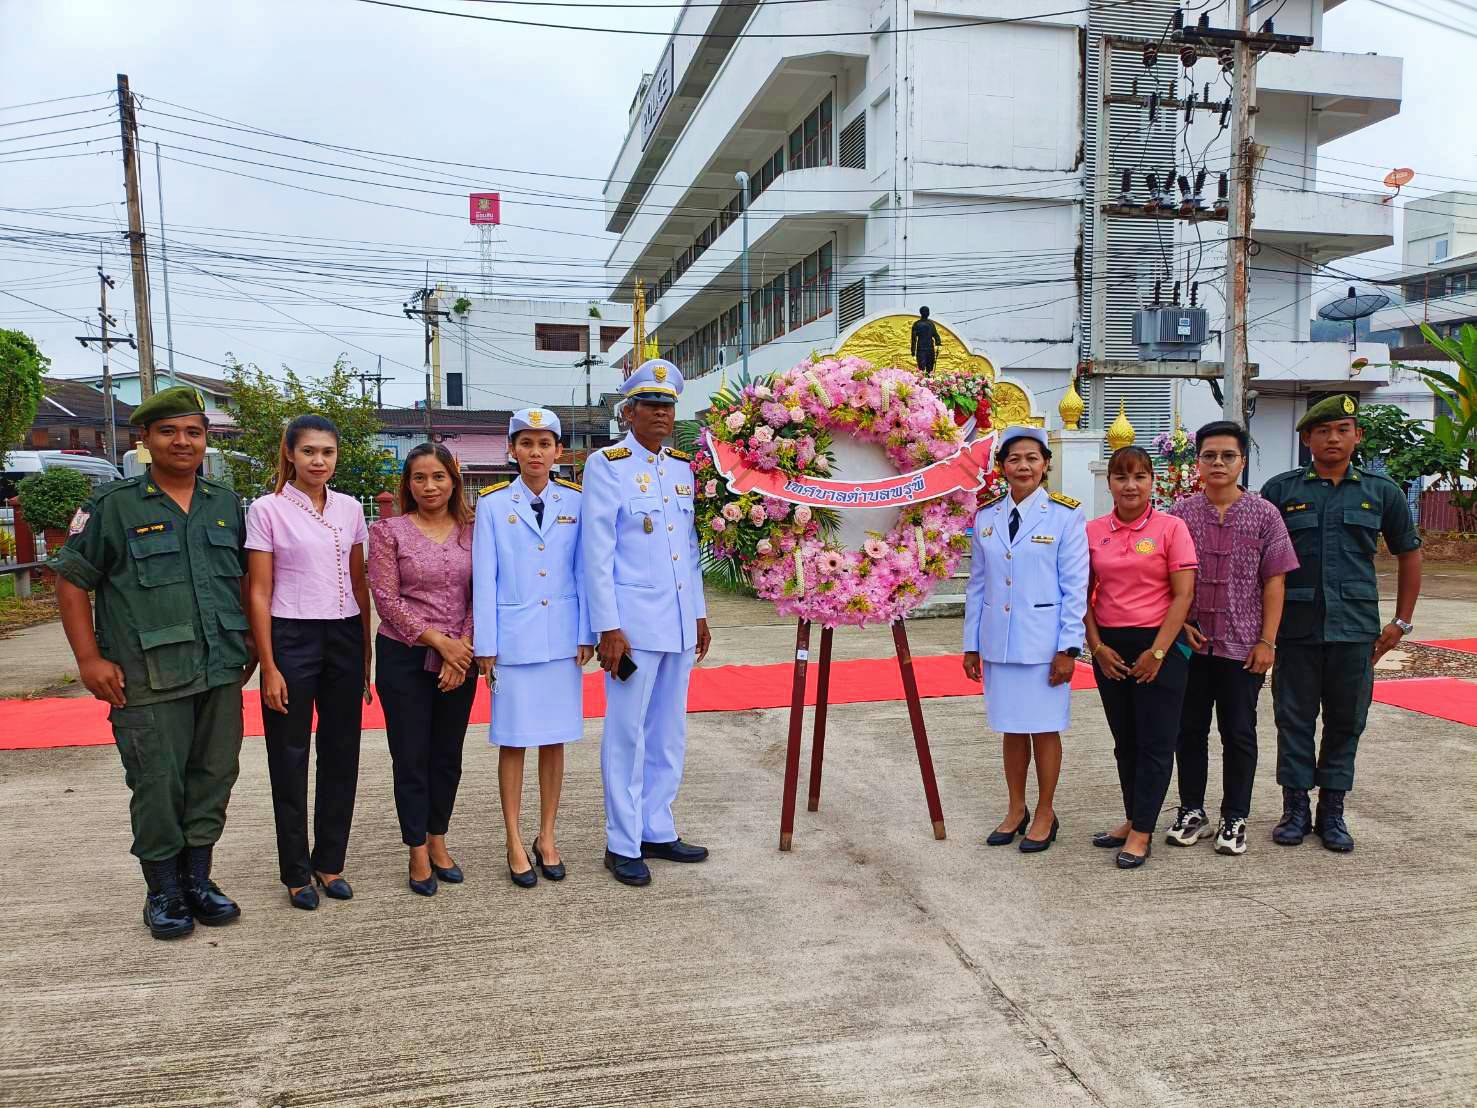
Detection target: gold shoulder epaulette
<box><xmin>553</xmin><ymin>476</ymin><xmax>581</xmax><ymax>492</ymax></box>
<box><xmin>479</xmin><ymin>480</ymin><xmax>511</xmax><ymax>496</ymax></box>
<box><xmin>1049</xmin><ymin>492</ymin><xmax>1081</xmax><ymax>510</ymax></box>
<box><xmin>979</xmin><ymin>490</ymin><xmax>1005</xmax><ymax>509</ymax></box>
<box><xmin>602</xmin><ymin>446</ymin><xmax>632</xmax><ymax>461</ymax></box>
<box><xmin>665</xmin><ymin>447</ymin><xmax>693</xmax><ymax>462</ymax></box>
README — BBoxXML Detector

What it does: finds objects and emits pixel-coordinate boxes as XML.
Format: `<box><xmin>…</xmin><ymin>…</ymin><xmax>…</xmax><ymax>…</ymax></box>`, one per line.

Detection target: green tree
<box><xmin>1388</xmin><ymin>322</ymin><xmax>1477</xmax><ymax>531</ymax></box>
<box><xmin>222</xmin><ymin>356</ymin><xmax>393</xmax><ymax>500</ymax></box>
<box><xmin>17</xmin><ymin>467</ymin><xmax>90</xmax><ymax>533</ymax></box>
<box><xmin>1356</xmin><ymin>404</ymin><xmax>1457</xmax><ymax>487</ymax></box>
<box><xmin>0</xmin><ymin>329</ymin><xmax>49</xmax><ymax>467</ymax></box>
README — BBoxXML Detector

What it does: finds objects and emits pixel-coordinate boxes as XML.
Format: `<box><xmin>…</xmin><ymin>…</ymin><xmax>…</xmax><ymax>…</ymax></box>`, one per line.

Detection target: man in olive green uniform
<box><xmin>1259</xmin><ymin>394</ymin><xmax>1422</xmax><ymax>853</ymax></box>
<box><xmin>54</xmin><ymin>386</ymin><xmax>256</xmax><ymax>939</ymax></box>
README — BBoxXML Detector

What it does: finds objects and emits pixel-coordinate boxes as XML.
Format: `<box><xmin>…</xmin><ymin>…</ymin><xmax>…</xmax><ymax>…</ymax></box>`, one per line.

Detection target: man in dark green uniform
<box><xmin>54</xmin><ymin>386</ymin><xmax>256</xmax><ymax>939</ymax></box>
<box><xmin>1259</xmin><ymin>393</ymin><xmax>1422</xmax><ymax>852</ymax></box>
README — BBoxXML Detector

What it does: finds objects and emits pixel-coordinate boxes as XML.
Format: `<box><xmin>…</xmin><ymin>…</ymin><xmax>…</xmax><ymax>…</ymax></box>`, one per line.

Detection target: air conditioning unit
<box><xmin>1134</xmin><ymin>306</ymin><xmax>1209</xmax><ymax>361</ymax></box>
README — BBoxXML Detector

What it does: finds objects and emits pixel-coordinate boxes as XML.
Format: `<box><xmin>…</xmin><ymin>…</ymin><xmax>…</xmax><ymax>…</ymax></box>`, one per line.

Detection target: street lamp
<box><xmin>734</xmin><ymin>169</ymin><xmax>751</xmax><ymax>380</ymax></box>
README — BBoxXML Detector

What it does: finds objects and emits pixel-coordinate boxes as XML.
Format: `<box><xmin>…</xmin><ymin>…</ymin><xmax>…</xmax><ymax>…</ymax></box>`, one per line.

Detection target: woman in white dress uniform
<box><xmin>473</xmin><ymin>408</ymin><xmax>595</xmax><ymax>888</ymax></box>
<box><xmin>962</xmin><ymin>427</ymin><xmax>1089</xmax><ymax>853</ymax></box>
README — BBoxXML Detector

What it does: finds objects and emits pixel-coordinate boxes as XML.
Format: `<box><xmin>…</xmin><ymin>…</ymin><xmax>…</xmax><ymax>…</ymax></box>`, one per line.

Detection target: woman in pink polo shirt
<box><xmin>1084</xmin><ymin>445</ymin><xmax>1197</xmax><ymax>869</ymax></box>
<box><xmin>246</xmin><ymin>415</ymin><xmax>372</xmax><ymax>910</ymax></box>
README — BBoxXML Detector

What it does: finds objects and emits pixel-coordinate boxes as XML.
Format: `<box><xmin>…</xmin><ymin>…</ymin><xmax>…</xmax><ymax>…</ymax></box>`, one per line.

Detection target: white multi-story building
<box><xmin>434</xmin><ymin>294</ymin><xmax>632</xmax><ymax>411</ymax></box>
<box><xmin>602</xmin><ymin>0</ymin><xmax>1405</xmax><ymax>485</ymax></box>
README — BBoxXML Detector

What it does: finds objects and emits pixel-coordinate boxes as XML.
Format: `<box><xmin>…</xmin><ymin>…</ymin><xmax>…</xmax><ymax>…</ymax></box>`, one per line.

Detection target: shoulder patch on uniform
<box><xmin>665</xmin><ymin>447</ymin><xmax>693</xmax><ymax>462</ymax></box>
<box><xmin>479</xmin><ymin>480</ymin><xmax>512</xmax><ymax>496</ymax></box>
<box><xmin>979</xmin><ymin>491</ymin><xmax>1005</xmax><ymax>509</ymax></box>
<box><xmin>553</xmin><ymin>476</ymin><xmax>581</xmax><ymax>492</ymax></box>
<box><xmin>602</xmin><ymin>446</ymin><xmax>632</xmax><ymax>461</ymax></box>
<box><xmin>1048</xmin><ymin>492</ymin><xmax>1081</xmax><ymax>510</ymax></box>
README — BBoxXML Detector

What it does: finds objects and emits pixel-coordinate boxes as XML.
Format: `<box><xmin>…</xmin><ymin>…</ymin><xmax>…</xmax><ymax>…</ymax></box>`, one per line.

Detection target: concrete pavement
<box><xmin>1</xmin><ymin>594</ymin><xmax>1473</xmax><ymax>1106</ymax></box>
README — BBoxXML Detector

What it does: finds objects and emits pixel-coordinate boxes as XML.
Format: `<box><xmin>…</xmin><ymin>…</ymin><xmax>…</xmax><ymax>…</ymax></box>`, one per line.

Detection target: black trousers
<box><xmin>1093</xmin><ymin>626</ymin><xmax>1190</xmax><ymax>834</ymax></box>
<box><xmin>262</xmin><ymin>616</ymin><xmax>365</xmax><ymax>887</ymax></box>
<box><xmin>1272</xmin><ymin>641</ymin><xmax>1374</xmax><ymax>792</ymax></box>
<box><xmin>1176</xmin><ymin>653</ymin><xmax>1264</xmax><ymax>820</ymax></box>
<box><xmin>375</xmin><ymin>634</ymin><xmax>477</xmax><ymax>847</ymax></box>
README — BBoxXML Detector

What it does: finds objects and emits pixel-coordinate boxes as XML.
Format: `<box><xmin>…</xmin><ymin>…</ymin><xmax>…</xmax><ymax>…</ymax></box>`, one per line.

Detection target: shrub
<box><xmin>16</xmin><ymin>467</ymin><xmax>91</xmax><ymax>532</ymax></box>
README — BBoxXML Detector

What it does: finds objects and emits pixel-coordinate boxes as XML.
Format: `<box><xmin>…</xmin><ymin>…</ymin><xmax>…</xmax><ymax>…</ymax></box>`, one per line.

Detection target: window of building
<box><xmin>446</xmin><ymin>372</ymin><xmax>464</xmax><ymax>408</ymax></box>
<box><xmin>600</xmin><ymin>326</ymin><xmax>627</xmax><ymax>352</ymax></box>
<box><xmin>534</xmin><ymin>323</ymin><xmax>588</xmax><ymax>352</ymax></box>
<box><xmin>1433</xmin><ymin>238</ymin><xmax>1449</xmax><ymax>261</ymax></box>
<box><xmin>789</xmin><ymin>94</ymin><xmax>834</xmax><ymax>171</ymax></box>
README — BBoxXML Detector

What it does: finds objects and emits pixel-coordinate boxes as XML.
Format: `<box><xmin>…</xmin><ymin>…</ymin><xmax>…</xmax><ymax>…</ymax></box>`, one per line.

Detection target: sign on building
<box><xmin>469</xmin><ymin>192</ymin><xmax>501</xmax><ymax>225</ymax></box>
<box><xmin>640</xmin><ymin>43</ymin><xmax>675</xmax><ymax>150</ymax></box>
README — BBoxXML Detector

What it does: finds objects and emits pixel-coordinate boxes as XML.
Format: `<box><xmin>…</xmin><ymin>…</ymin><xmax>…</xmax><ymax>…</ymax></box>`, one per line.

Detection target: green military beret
<box><xmin>130</xmin><ymin>384</ymin><xmax>209</xmax><ymax>427</ymax></box>
<box><xmin>1296</xmin><ymin>393</ymin><xmax>1358</xmax><ymax>432</ymax></box>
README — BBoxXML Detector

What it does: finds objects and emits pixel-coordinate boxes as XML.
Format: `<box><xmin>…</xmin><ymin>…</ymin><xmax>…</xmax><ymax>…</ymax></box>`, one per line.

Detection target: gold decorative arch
<box><xmin>829</xmin><ymin>313</ymin><xmax>1043</xmax><ymax>430</ymax></box>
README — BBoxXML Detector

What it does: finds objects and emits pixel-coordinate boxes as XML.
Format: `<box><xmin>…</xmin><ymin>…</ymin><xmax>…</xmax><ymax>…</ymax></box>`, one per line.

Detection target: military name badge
<box><xmin>643</xmin><ymin>517</ymin><xmax>655</xmax><ymax>534</ymax></box>
<box><xmin>1134</xmin><ymin>538</ymin><xmax>1156</xmax><ymax>554</ymax></box>
<box><xmin>1285</xmin><ymin>502</ymin><xmax>1308</xmax><ymax>513</ymax></box>
<box><xmin>1031</xmin><ymin>534</ymin><xmax>1055</xmax><ymax>544</ymax></box>
<box><xmin>556</xmin><ymin>514</ymin><xmax>577</xmax><ymax>524</ymax></box>
<box><xmin>675</xmin><ymin>484</ymin><xmax>693</xmax><ymax>496</ymax></box>
<box><xmin>68</xmin><ymin>508</ymin><xmax>90</xmax><ymax>535</ymax></box>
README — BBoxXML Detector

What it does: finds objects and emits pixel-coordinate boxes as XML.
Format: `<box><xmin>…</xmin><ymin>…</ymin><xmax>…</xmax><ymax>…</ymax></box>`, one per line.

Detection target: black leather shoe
<box><xmin>531</xmin><ymin>837</ymin><xmax>566</xmax><ymax>881</ymax></box>
<box><xmin>509</xmin><ymin>848</ymin><xmax>538</xmax><ymax>889</ymax></box>
<box><xmin>289</xmin><ymin>884</ymin><xmax>320</xmax><ymax>910</ymax></box>
<box><xmin>605</xmin><ymin>850</ymin><xmax>651</xmax><ymax>886</ymax></box>
<box><xmin>141</xmin><ymin>859</ymin><xmax>194</xmax><ymax>940</ymax></box>
<box><xmin>1272</xmin><ymin>786</ymin><xmax>1312</xmax><ymax>846</ymax></box>
<box><xmin>431</xmin><ymin>861</ymin><xmax>464</xmax><ymax>883</ymax></box>
<box><xmin>641</xmin><ymin>838</ymin><xmax>708</xmax><ymax>863</ymax></box>
<box><xmin>1019</xmin><ymin>817</ymin><xmax>1059</xmax><ymax>854</ymax></box>
<box><xmin>986</xmin><ymin>807</ymin><xmax>1030</xmax><ymax>846</ymax></box>
<box><xmin>1092</xmin><ymin>831</ymin><xmax>1128</xmax><ymax>849</ymax></box>
<box><xmin>408</xmin><ymin>870</ymin><xmax>439</xmax><ymax>897</ymax></box>
<box><xmin>179</xmin><ymin>846</ymin><xmax>240</xmax><ymax>926</ymax></box>
<box><xmin>1116</xmin><ymin>842</ymin><xmax>1152</xmax><ymax>869</ymax></box>
<box><xmin>313</xmin><ymin>873</ymin><xmax>353</xmax><ymax>900</ymax></box>
<box><xmin>1315</xmin><ymin>789</ymin><xmax>1354</xmax><ymax>852</ymax></box>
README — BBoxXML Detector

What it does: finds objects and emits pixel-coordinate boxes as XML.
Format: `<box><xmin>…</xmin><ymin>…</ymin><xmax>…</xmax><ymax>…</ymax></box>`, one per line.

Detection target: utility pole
<box><xmin>76</xmin><ymin>262</ymin><xmax>136</xmax><ymax>464</ymax></box>
<box><xmin>351</xmin><ymin>359</ymin><xmax>388</xmax><ymax>409</ymax></box>
<box><xmin>1222</xmin><ymin>0</ymin><xmax>1256</xmax><ymax>426</ymax></box>
<box><xmin>154</xmin><ymin>142</ymin><xmax>176</xmax><ymax>389</ymax></box>
<box><xmin>735</xmin><ymin>169</ymin><xmax>751</xmax><ymax>379</ymax></box>
<box><xmin>116</xmin><ymin>74</ymin><xmax>156</xmax><ymax>398</ymax></box>
<box><xmin>404</xmin><ymin>286</ymin><xmax>450</xmax><ymax>443</ymax></box>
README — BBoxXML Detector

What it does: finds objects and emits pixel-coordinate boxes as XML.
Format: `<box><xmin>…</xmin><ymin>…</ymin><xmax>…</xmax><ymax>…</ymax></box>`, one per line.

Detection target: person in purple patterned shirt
<box><xmin>1166</xmin><ymin>421</ymin><xmax>1299</xmax><ymax>856</ymax></box>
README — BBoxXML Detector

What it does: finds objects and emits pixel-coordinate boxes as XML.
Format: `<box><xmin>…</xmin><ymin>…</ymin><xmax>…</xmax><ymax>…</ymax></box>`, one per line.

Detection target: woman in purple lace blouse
<box><xmin>368</xmin><ymin>444</ymin><xmax>478</xmax><ymax>897</ymax></box>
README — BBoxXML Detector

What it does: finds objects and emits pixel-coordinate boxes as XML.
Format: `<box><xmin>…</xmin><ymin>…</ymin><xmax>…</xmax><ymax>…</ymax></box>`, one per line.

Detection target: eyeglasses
<box><xmin>1197</xmin><ymin>451</ymin><xmax>1242</xmax><ymax>465</ymax></box>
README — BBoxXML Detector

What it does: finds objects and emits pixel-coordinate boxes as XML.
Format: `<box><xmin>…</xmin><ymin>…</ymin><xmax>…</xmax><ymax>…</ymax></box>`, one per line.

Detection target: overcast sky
<box><xmin>2</xmin><ymin>0</ymin><xmax>1473</xmax><ymax>409</ymax></box>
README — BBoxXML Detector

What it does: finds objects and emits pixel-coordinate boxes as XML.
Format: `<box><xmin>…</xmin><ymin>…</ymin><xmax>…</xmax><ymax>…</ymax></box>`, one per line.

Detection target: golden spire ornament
<box><xmin>1106</xmin><ymin>400</ymin><xmax>1136</xmax><ymax>451</ymax></box>
<box><xmin>1058</xmin><ymin>376</ymin><xmax>1085</xmax><ymax>431</ymax></box>
<box><xmin>632</xmin><ymin>278</ymin><xmax>646</xmax><ymax>363</ymax></box>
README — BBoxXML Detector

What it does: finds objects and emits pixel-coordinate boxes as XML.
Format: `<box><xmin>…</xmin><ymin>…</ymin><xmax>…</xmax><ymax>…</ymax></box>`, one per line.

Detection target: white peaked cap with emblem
<box><xmin>995</xmin><ymin>425</ymin><xmax>1049</xmax><ymax>458</ymax></box>
<box><xmin>621</xmin><ymin>358</ymin><xmax>683</xmax><ymax>404</ymax></box>
<box><xmin>509</xmin><ymin>406</ymin><xmax>562</xmax><ymax>440</ymax></box>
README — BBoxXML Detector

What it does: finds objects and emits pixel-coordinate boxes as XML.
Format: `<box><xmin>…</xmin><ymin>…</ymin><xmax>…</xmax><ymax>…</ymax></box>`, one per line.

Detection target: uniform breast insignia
<box><xmin>132</xmin><ymin>522</ymin><xmax>172</xmax><ymax>536</ymax></box>
<box><xmin>602</xmin><ymin>446</ymin><xmax>632</xmax><ymax>461</ymax></box>
<box><xmin>1284</xmin><ymin>502</ymin><xmax>1309</xmax><ymax>513</ymax></box>
<box><xmin>215</xmin><ymin>519</ymin><xmax>228</xmax><ymax>527</ymax></box>
<box><xmin>666</xmin><ymin>447</ymin><xmax>693</xmax><ymax>463</ymax></box>
<box><xmin>981</xmin><ymin>526</ymin><xmax>993</xmax><ymax>538</ymax></box>
<box><xmin>480</xmin><ymin>479</ymin><xmax>511</xmax><ymax>496</ymax></box>
<box><xmin>674</xmin><ymin>483</ymin><xmax>693</xmax><ymax>496</ymax></box>
<box><xmin>507</xmin><ymin>513</ymin><xmax>518</xmax><ymax>524</ymax></box>
<box><xmin>556</xmin><ymin>514</ymin><xmax>577</xmax><ymax>524</ymax></box>
<box><xmin>642</xmin><ymin>517</ymin><xmax>655</xmax><ymax>534</ymax></box>
<box><xmin>1361</xmin><ymin>501</ymin><xmax>1372</xmax><ymax>510</ymax></box>
<box><xmin>1048</xmin><ymin>492</ymin><xmax>1081</xmax><ymax>509</ymax></box>
<box><xmin>979</xmin><ymin>491</ymin><xmax>1005</xmax><ymax>509</ymax></box>
<box><xmin>68</xmin><ymin>508</ymin><xmax>90</xmax><ymax>535</ymax></box>
<box><xmin>1134</xmin><ymin>538</ymin><xmax>1156</xmax><ymax>554</ymax></box>
<box><xmin>553</xmin><ymin>476</ymin><xmax>582</xmax><ymax>492</ymax></box>
<box><xmin>636</xmin><ymin>473</ymin><xmax>652</xmax><ymax>494</ymax></box>
<box><xmin>1031</xmin><ymin>534</ymin><xmax>1056</xmax><ymax>544</ymax></box>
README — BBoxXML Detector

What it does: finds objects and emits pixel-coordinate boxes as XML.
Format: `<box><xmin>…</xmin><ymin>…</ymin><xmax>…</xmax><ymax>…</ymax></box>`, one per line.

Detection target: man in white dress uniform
<box><xmin>581</xmin><ymin>359</ymin><xmax>712</xmax><ymax>887</ymax></box>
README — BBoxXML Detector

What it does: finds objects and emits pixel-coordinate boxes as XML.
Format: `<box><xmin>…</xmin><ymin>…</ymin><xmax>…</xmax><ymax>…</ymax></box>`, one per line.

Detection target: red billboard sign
<box><xmin>469</xmin><ymin>192</ymin><xmax>501</xmax><ymax>225</ymax></box>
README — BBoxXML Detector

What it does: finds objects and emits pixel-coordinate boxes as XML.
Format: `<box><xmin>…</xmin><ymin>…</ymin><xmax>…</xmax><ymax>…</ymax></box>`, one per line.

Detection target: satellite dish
<box><xmin>1382</xmin><ymin>167</ymin><xmax>1415</xmax><ymax>203</ymax></box>
<box><xmin>1318</xmin><ymin>284</ymin><xmax>1392</xmax><ymax>349</ymax></box>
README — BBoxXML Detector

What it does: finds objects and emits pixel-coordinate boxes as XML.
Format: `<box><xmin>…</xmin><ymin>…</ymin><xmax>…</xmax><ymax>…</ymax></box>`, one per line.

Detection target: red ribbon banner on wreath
<box><xmin>706</xmin><ymin>430</ymin><xmax>996</xmax><ymax>509</ymax></box>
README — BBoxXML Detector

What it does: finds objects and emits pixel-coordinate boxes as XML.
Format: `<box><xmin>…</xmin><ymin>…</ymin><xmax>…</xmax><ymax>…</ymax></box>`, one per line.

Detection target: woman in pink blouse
<box><xmin>368</xmin><ymin>444</ymin><xmax>477</xmax><ymax>897</ymax></box>
<box><xmin>246</xmin><ymin>415</ymin><xmax>372</xmax><ymax>910</ymax></box>
<box><xmin>1083</xmin><ymin>446</ymin><xmax>1198</xmax><ymax>869</ymax></box>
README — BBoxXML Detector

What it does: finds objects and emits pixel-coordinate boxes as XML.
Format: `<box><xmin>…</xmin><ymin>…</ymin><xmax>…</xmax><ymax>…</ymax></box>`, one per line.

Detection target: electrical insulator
<box><xmin>1171</xmin><ymin>281</ymin><xmax>1182</xmax><ymax>305</ymax></box>
<box><xmin>1184</xmin><ymin>90</ymin><xmax>1196</xmax><ymax>124</ymax></box>
<box><xmin>1168</xmin><ymin>78</ymin><xmax>1177</xmax><ymax>101</ymax></box>
<box><xmin>1152</xmin><ymin>279</ymin><xmax>1163</xmax><ymax>305</ymax></box>
<box><xmin>1177</xmin><ymin>174</ymin><xmax>1193</xmax><ymax>214</ymax></box>
<box><xmin>1261</xmin><ymin>18</ymin><xmax>1274</xmax><ymax>33</ymax></box>
<box><xmin>1148</xmin><ymin>91</ymin><xmax>1159</xmax><ymax>123</ymax></box>
<box><xmin>1190</xmin><ymin>282</ymin><xmax>1199</xmax><ymax>306</ymax></box>
<box><xmin>1118</xmin><ymin>170</ymin><xmax>1137</xmax><ymax>208</ymax></box>
<box><xmin>1192</xmin><ymin>168</ymin><xmax>1208</xmax><ymax>210</ymax></box>
<box><xmin>1203</xmin><ymin>82</ymin><xmax>1211</xmax><ymax>102</ymax></box>
<box><xmin>1143</xmin><ymin>43</ymin><xmax>1159</xmax><ymax>68</ymax></box>
<box><xmin>1180</xmin><ymin>46</ymin><xmax>1198</xmax><ymax>69</ymax></box>
<box><xmin>1214</xmin><ymin>172</ymin><xmax>1230</xmax><ymax>213</ymax></box>
<box><xmin>1172</xmin><ymin>8</ymin><xmax>1184</xmax><ymax>29</ymax></box>
<box><xmin>1198</xmin><ymin>12</ymin><xmax>1210</xmax><ymax>28</ymax></box>
<box><xmin>1145</xmin><ymin>173</ymin><xmax>1161</xmax><ymax>212</ymax></box>
<box><xmin>1131</xmin><ymin>77</ymin><xmax>1138</xmax><ymax>95</ymax></box>
<box><xmin>1160</xmin><ymin>169</ymin><xmax>1176</xmax><ymax>208</ymax></box>
<box><xmin>1218</xmin><ymin>46</ymin><xmax>1234</xmax><ymax>70</ymax></box>
<box><xmin>1220</xmin><ymin>98</ymin><xmax>1232</xmax><ymax>127</ymax></box>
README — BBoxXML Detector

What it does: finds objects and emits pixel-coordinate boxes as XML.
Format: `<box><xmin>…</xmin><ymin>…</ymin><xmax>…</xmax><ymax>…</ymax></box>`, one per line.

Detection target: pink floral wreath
<box><xmin>689</xmin><ymin>355</ymin><xmax>975</xmax><ymax>627</ymax></box>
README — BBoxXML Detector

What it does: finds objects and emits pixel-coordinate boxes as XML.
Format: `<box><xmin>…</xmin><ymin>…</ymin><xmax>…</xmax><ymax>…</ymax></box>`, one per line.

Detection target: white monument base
<box><xmin>1049</xmin><ymin>429</ymin><xmax>1107</xmax><ymax>516</ymax></box>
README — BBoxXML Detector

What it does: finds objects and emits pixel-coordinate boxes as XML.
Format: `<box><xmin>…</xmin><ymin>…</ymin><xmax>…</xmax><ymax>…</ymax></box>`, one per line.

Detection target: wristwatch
<box><xmin>1152</xmin><ymin>649</ymin><xmax>1166</xmax><ymax>661</ymax></box>
<box><xmin>1392</xmin><ymin>618</ymin><xmax>1414</xmax><ymax>635</ymax></box>
<box><xmin>1064</xmin><ymin>647</ymin><xmax>1082</xmax><ymax>658</ymax></box>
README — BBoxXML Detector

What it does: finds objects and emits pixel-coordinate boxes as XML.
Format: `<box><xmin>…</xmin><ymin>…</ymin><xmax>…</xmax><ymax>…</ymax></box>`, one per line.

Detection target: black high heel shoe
<box><xmin>430</xmin><ymin>860</ymin><xmax>464</xmax><ymax>884</ymax></box>
<box><xmin>986</xmin><ymin>807</ymin><xmax>1030</xmax><ymax>847</ymax></box>
<box><xmin>1092</xmin><ymin>831</ymin><xmax>1129</xmax><ymax>849</ymax></box>
<box><xmin>508</xmin><ymin>845</ymin><xmax>538</xmax><ymax>889</ymax></box>
<box><xmin>288</xmin><ymin>883</ymin><xmax>319</xmax><ymax>911</ymax></box>
<box><xmin>1116</xmin><ymin>841</ymin><xmax>1152</xmax><ymax>869</ymax></box>
<box><xmin>531</xmin><ymin>837</ymin><xmax>566</xmax><ymax>881</ymax></box>
<box><xmin>313</xmin><ymin>872</ymin><xmax>353</xmax><ymax>900</ymax></box>
<box><xmin>1019</xmin><ymin>817</ymin><xmax>1060</xmax><ymax>854</ymax></box>
<box><xmin>408</xmin><ymin>866</ymin><xmax>439</xmax><ymax>897</ymax></box>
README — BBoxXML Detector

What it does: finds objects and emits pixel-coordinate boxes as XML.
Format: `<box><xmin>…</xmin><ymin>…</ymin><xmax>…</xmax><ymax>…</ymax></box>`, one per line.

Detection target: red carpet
<box><xmin>0</xmin><ymin>655</ymin><xmax>1095</xmax><ymax>752</ymax></box>
<box><xmin>4</xmin><ymin>658</ymin><xmax>1470</xmax><ymax>752</ymax></box>
<box><xmin>1418</xmin><ymin>638</ymin><xmax>1477</xmax><ymax>656</ymax></box>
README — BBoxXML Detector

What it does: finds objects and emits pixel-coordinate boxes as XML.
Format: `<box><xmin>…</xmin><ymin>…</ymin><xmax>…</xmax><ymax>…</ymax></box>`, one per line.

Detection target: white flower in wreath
<box><xmin>752</xmin><ymin>425</ymin><xmax>774</xmax><ymax>444</ymax></box>
<box><xmin>794</xmin><ymin>504</ymin><xmax>813</xmax><ymax>525</ymax></box>
<box><xmin>725</xmin><ymin>411</ymin><xmax>747</xmax><ymax>433</ymax></box>
<box><xmin>788</xmin><ymin>406</ymin><xmax>805</xmax><ymax>423</ymax></box>
<box><xmin>756</xmin><ymin>538</ymin><xmax>774</xmax><ymax>555</ymax></box>
<box><xmin>722</xmin><ymin>502</ymin><xmax>743</xmax><ymax>522</ymax></box>
<box><xmin>864</xmin><ymin>538</ymin><xmax>888</xmax><ymax>560</ymax></box>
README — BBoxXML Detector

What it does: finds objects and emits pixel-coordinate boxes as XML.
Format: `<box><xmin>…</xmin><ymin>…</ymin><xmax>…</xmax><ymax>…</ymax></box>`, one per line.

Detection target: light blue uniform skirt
<box><xmin>982</xmin><ymin>661</ymin><xmax>1071</xmax><ymax>735</ymax></box>
<box><xmin>490</xmin><ymin>658</ymin><xmax>585</xmax><ymax>748</ymax></box>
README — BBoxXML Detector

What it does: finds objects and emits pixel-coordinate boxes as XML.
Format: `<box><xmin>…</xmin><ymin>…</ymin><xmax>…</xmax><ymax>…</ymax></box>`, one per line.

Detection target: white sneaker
<box><xmin>1165</xmin><ymin>806</ymin><xmax>1209</xmax><ymax>846</ymax></box>
<box><xmin>1215</xmin><ymin>816</ymin><xmax>1248</xmax><ymax>856</ymax></box>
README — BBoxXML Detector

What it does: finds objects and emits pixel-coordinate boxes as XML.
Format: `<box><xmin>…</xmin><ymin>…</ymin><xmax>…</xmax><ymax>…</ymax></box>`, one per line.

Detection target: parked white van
<box><xmin>0</xmin><ymin>450</ymin><xmax>124</xmax><ymax>500</ymax></box>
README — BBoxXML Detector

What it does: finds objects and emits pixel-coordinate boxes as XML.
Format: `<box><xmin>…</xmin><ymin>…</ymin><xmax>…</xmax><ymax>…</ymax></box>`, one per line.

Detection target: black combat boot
<box><xmin>179</xmin><ymin>845</ymin><xmax>241</xmax><ymax>926</ymax></box>
<box><xmin>1271</xmin><ymin>787</ymin><xmax>1311</xmax><ymax>846</ymax></box>
<box><xmin>141</xmin><ymin>858</ymin><xmax>195</xmax><ymax>940</ymax></box>
<box><xmin>1314</xmin><ymin>789</ymin><xmax>1355</xmax><ymax>853</ymax></box>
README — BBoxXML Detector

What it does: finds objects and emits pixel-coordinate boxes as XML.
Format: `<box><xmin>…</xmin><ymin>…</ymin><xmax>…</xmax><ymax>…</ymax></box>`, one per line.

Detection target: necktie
<box><xmin>1009</xmin><ymin>507</ymin><xmax>1020</xmax><ymax>543</ymax></box>
<box><xmin>532</xmin><ymin>498</ymin><xmax>544</xmax><ymax>527</ymax></box>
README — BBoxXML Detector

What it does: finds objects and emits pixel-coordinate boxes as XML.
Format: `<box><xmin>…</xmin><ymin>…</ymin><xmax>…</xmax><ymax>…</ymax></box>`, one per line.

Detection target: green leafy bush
<box><xmin>16</xmin><ymin>467</ymin><xmax>91</xmax><ymax>532</ymax></box>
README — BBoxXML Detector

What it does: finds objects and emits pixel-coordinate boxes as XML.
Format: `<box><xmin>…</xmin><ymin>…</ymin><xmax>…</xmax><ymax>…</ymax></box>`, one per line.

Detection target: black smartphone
<box><xmin>615</xmin><ymin>652</ymin><xmax>639</xmax><ymax>682</ymax></box>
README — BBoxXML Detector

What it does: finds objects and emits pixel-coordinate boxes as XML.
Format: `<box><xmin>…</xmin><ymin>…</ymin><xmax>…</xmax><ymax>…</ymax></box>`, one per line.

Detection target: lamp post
<box><xmin>734</xmin><ymin>170</ymin><xmax>751</xmax><ymax>380</ymax></box>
